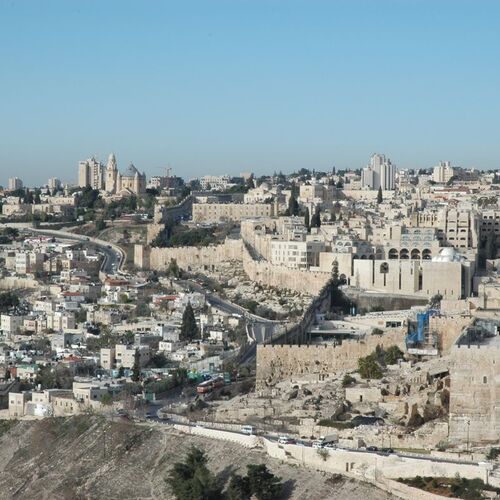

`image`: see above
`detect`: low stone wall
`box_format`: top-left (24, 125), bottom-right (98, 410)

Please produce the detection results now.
top-left (165, 423), bottom-right (491, 498)
top-left (256, 329), bottom-right (405, 389)
top-left (263, 438), bottom-right (490, 484)
top-left (173, 423), bottom-right (260, 448)
top-left (374, 476), bottom-right (459, 500)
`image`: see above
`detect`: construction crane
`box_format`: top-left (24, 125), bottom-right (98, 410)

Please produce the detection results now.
top-left (155, 166), bottom-right (172, 177)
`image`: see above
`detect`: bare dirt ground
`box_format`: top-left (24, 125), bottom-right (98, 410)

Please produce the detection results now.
top-left (0, 417), bottom-right (395, 500)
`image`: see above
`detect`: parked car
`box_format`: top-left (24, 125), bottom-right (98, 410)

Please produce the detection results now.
top-left (379, 447), bottom-right (394, 454)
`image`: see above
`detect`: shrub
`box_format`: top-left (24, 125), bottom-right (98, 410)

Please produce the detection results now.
top-left (342, 374), bottom-right (356, 387)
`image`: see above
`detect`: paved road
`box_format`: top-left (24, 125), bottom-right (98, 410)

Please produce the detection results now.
top-left (24, 228), bottom-right (124, 275)
top-left (178, 278), bottom-right (286, 345)
top-left (143, 416), bottom-right (485, 467)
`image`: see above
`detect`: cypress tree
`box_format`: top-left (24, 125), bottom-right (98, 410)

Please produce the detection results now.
top-left (131, 349), bottom-right (141, 382)
top-left (377, 186), bottom-right (383, 204)
top-left (180, 302), bottom-right (198, 341)
top-left (304, 207), bottom-right (310, 230)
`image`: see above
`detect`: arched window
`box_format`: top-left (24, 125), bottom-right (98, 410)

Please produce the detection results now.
top-left (388, 248), bottom-right (398, 260)
top-left (400, 248), bottom-right (409, 259)
top-left (411, 249), bottom-right (421, 260)
top-left (422, 249), bottom-right (432, 260)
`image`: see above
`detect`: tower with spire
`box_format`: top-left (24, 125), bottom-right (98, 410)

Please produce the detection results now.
top-left (105, 153), bottom-right (119, 193)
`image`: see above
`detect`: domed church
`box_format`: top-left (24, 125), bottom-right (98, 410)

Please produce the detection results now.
top-left (105, 153), bottom-right (146, 196)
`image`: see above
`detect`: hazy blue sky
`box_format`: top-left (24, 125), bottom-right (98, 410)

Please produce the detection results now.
top-left (1, 0), bottom-right (499, 185)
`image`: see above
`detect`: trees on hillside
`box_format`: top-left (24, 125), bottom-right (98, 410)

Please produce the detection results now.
top-left (0, 292), bottom-right (19, 312)
top-left (166, 446), bottom-right (283, 500)
top-left (167, 446), bottom-right (223, 500)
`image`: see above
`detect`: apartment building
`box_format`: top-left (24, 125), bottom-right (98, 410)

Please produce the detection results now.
top-left (270, 238), bottom-right (326, 269)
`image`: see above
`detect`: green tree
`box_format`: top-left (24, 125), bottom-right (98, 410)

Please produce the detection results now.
top-left (167, 258), bottom-right (181, 278)
top-left (148, 352), bottom-right (168, 368)
top-left (118, 366), bottom-right (125, 377)
top-left (180, 302), bottom-right (199, 341)
top-left (100, 393), bottom-right (113, 406)
top-left (377, 186), bottom-right (383, 204)
top-left (311, 206), bottom-right (321, 228)
top-left (131, 349), bottom-right (141, 382)
top-left (358, 352), bottom-right (383, 379)
top-left (226, 474), bottom-right (251, 500)
top-left (304, 206), bottom-right (310, 230)
top-left (286, 193), bottom-right (299, 216)
top-left (342, 374), bottom-right (356, 387)
top-left (95, 219), bottom-right (107, 231)
top-left (246, 464), bottom-right (283, 500)
top-left (0, 292), bottom-right (19, 312)
top-left (384, 345), bottom-right (404, 365)
top-left (166, 446), bottom-right (223, 500)
top-left (429, 293), bottom-right (443, 309)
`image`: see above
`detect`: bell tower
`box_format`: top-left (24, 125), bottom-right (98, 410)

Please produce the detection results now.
top-left (105, 153), bottom-right (118, 193)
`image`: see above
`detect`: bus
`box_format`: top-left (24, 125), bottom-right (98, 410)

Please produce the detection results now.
top-left (196, 376), bottom-right (225, 394)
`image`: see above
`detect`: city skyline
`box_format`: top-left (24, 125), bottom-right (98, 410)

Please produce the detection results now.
top-left (2, 0), bottom-right (500, 185)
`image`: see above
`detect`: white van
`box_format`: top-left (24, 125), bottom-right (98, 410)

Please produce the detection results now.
top-left (241, 425), bottom-right (256, 435)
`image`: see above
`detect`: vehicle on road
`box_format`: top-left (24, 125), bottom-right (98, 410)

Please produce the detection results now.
top-left (278, 436), bottom-right (295, 445)
top-left (379, 447), bottom-right (394, 454)
top-left (241, 425), bottom-right (256, 435)
top-left (196, 376), bottom-right (225, 395)
top-left (312, 440), bottom-right (325, 449)
top-left (366, 446), bottom-right (378, 451)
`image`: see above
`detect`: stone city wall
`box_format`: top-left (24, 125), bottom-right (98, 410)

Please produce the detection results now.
top-left (256, 329), bottom-right (405, 389)
top-left (145, 238), bottom-right (243, 271)
top-left (138, 236), bottom-right (330, 295)
top-left (430, 314), bottom-right (473, 354)
top-left (241, 241), bottom-right (329, 295)
top-left (0, 277), bottom-right (40, 290)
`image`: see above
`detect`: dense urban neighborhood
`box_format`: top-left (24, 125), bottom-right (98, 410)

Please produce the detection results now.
top-left (0, 156), bottom-right (499, 499)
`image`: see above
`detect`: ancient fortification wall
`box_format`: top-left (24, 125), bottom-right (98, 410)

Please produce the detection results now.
top-left (256, 329), bottom-right (405, 389)
top-left (146, 238), bottom-right (243, 271)
top-left (136, 236), bottom-right (330, 295)
top-left (430, 314), bottom-right (473, 354)
top-left (241, 242), bottom-right (329, 295)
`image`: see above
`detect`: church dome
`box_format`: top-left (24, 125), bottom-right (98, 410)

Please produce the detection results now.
top-left (432, 247), bottom-right (463, 262)
top-left (123, 163), bottom-right (139, 177)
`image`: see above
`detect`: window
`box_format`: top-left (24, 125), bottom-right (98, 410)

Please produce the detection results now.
top-left (483, 376), bottom-right (487, 384)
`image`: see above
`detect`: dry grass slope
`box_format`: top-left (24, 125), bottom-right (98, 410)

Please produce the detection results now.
top-left (0, 417), bottom-right (395, 500)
